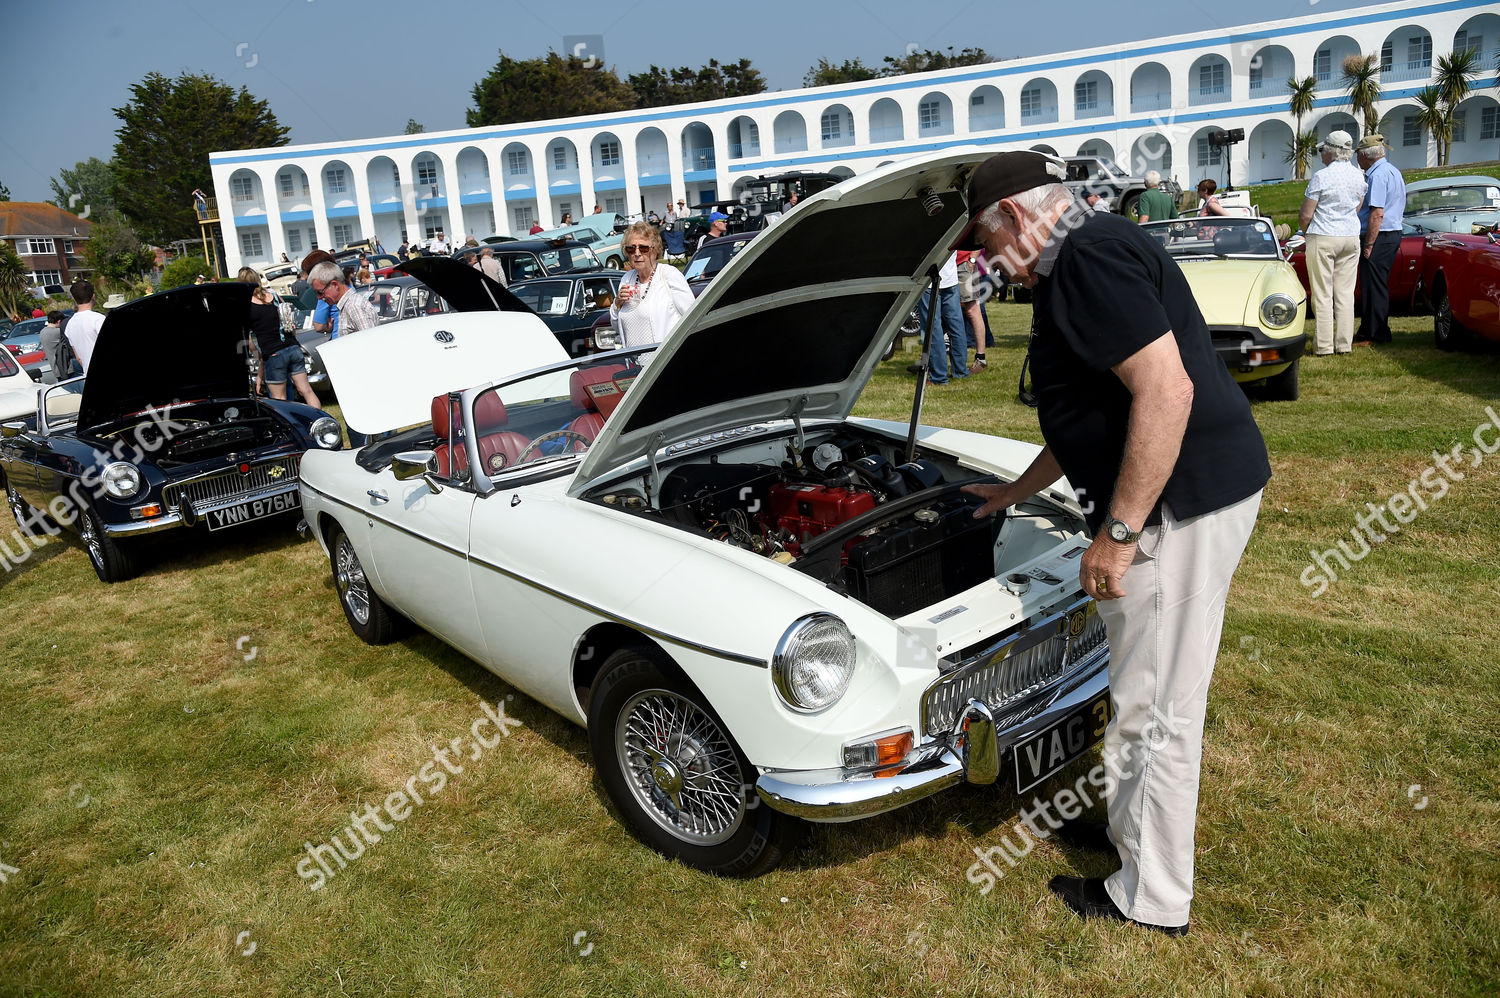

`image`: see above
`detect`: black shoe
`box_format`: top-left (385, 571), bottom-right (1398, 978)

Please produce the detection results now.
top-left (1047, 876), bottom-right (1189, 936)
top-left (1352, 331), bottom-right (1373, 343)
top-left (906, 363), bottom-right (925, 374)
top-left (1052, 818), bottom-right (1115, 855)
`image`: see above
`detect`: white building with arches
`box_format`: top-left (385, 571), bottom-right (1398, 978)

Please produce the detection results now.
top-left (211, 0), bottom-right (1500, 273)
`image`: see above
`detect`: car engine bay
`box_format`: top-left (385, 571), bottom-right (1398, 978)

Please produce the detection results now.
top-left (586, 426), bottom-right (1085, 618)
top-left (92, 400), bottom-right (299, 468)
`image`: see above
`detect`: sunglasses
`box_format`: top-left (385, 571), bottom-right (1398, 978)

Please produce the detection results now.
top-left (625, 244), bottom-right (653, 254)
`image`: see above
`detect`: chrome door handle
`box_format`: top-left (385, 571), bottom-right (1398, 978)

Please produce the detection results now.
top-left (367, 490), bottom-right (389, 503)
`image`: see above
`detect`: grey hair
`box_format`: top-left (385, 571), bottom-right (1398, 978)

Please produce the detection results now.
top-left (1359, 143), bottom-right (1386, 161)
top-left (308, 260), bottom-right (344, 285)
top-left (974, 182), bottom-right (1072, 235)
top-left (1144, 170), bottom-right (1161, 187)
top-left (1327, 146), bottom-right (1354, 163)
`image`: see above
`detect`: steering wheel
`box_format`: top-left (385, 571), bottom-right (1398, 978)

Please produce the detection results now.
top-left (515, 429), bottom-right (591, 465)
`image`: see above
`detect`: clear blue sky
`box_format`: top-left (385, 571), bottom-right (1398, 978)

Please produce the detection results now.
top-left (1, 0), bottom-right (1374, 203)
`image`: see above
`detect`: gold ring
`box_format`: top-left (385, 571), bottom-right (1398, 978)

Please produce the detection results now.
top-left (1098, 579), bottom-right (1108, 591)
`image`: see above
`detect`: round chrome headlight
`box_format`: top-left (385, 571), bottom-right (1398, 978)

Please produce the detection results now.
top-left (310, 416), bottom-right (342, 449)
top-left (101, 462), bottom-right (142, 499)
top-left (1260, 293), bottom-right (1298, 329)
top-left (772, 613), bottom-right (856, 713)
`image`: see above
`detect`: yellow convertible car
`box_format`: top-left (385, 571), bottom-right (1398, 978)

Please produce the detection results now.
top-left (1142, 217), bottom-right (1307, 401)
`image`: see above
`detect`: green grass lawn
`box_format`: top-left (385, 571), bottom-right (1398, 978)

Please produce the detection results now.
top-left (1, 301), bottom-right (1497, 997)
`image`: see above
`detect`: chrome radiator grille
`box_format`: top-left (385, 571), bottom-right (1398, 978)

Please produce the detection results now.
top-left (922, 600), bottom-right (1108, 737)
top-left (165, 455), bottom-right (301, 511)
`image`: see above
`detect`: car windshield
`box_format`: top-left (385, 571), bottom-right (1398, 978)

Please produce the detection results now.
top-left (1406, 183), bottom-right (1500, 215)
top-left (539, 245), bottom-right (602, 273)
top-left (462, 349), bottom-right (654, 477)
top-left (684, 240), bottom-right (750, 281)
top-left (1145, 218), bottom-right (1280, 259)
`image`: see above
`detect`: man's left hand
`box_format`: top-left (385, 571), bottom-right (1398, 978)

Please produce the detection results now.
top-left (1080, 534), bottom-right (1135, 600)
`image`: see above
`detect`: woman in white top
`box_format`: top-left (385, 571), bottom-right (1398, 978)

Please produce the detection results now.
top-left (610, 222), bottom-right (695, 348)
top-left (1297, 130), bottom-right (1368, 355)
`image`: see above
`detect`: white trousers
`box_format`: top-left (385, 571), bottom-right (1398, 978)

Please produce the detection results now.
top-left (1095, 490), bottom-right (1262, 925)
top-left (1306, 233), bottom-right (1360, 354)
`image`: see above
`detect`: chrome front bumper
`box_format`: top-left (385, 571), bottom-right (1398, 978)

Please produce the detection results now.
top-left (755, 664), bottom-right (1109, 822)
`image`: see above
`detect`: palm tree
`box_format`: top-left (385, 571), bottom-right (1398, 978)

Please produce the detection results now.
top-left (1412, 87), bottom-right (1448, 165)
top-left (1340, 54), bottom-right (1382, 135)
top-left (1286, 77), bottom-right (1319, 179)
top-left (1433, 48), bottom-right (1482, 164)
top-left (1283, 130), bottom-right (1320, 181)
top-left (0, 241), bottom-right (31, 320)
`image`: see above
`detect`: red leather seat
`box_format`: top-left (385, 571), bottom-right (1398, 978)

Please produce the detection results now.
top-left (431, 394), bottom-right (465, 478)
top-left (567, 364), bottom-right (627, 443)
top-left (472, 393), bottom-right (532, 475)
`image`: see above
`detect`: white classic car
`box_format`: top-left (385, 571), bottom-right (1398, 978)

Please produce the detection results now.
top-left (300, 150), bottom-right (1111, 877)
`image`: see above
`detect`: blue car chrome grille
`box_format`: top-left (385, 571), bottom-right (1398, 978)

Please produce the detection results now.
top-left (163, 455), bottom-right (301, 511)
top-left (921, 599), bottom-right (1108, 737)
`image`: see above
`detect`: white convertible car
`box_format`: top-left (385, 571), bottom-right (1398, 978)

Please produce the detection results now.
top-left (301, 149), bottom-right (1111, 877)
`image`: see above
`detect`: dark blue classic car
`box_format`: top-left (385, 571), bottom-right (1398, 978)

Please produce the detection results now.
top-left (507, 271), bottom-right (624, 356)
top-left (0, 284), bottom-right (343, 582)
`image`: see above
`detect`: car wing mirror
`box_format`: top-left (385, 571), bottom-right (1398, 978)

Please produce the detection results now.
top-left (392, 449), bottom-right (443, 494)
top-left (1, 421), bottom-right (23, 438)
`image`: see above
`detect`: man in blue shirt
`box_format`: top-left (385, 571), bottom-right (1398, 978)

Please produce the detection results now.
top-left (1354, 134), bottom-right (1406, 345)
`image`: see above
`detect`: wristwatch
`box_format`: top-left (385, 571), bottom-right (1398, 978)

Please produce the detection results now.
top-left (1103, 516), bottom-right (1140, 544)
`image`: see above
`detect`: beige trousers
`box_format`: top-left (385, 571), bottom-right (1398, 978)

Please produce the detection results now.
top-left (1096, 490), bottom-right (1262, 926)
top-left (1306, 233), bottom-right (1360, 354)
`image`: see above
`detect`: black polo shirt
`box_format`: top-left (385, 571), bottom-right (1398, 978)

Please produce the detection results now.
top-left (1030, 210), bottom-right (1269, 533)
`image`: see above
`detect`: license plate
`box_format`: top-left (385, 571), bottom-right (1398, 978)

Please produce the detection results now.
top-left (1011, 690), bottom-right (1111, 793)
top-left (206, 491), bottom-right (299, 531)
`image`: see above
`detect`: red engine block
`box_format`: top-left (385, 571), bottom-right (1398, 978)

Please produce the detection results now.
top-left (767, 481), bottom-right (875, 550)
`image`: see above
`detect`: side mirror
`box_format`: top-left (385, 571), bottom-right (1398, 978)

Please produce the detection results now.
top-left (1, 421), bottom-right (23, 438)
top-left (392, 449), bottom-right (443, 494)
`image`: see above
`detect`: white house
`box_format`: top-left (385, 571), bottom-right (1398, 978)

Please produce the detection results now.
top-left (211, 0), bottom-right (1500, 273)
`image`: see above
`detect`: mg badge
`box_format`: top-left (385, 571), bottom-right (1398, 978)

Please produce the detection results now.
top-left (266, 465), bottom-right (285, 479)
top-left (434, 330), bottom-right (455, 344)
top-left (1068, 609), bottom-right (1087, 637)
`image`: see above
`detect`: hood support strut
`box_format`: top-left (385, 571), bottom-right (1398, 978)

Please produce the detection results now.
top-left (904, 266), bottom-right (940, 464)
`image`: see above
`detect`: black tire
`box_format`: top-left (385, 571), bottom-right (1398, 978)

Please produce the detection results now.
top-left (588, 646), bottom-right (802, 877)
top-left (881, 332), bottom-right (900, 361)
top-left (1261, 359), bottom-right (1300, 401)
top-left (1433, 286), bottom-right (1470, 352)
top-left (79, 504), bottom-right (138, 583)
top-left (5, 477), bottom-right (38, 537)
top-left (1120, 192), bottom-right (1141, 221)
top-left (329, 525), bottom-right (398, 644)
top-left (606, 256), bottom-right (624, 269)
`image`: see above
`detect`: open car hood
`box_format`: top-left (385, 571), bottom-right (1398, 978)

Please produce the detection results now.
top-left (78, 283), bottom-right (254, 429)
top-left (570, 148), bottom-right (988, 493)
top-left (317, 311), bottom-right (569, 436)
top-left (396, 256), bottom-right (531, 314)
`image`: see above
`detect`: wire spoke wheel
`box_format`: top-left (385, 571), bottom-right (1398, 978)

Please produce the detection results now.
top-left (335, 533), bottom-right (370, 625)
top-left (616, 688), bottom-right (747, 845)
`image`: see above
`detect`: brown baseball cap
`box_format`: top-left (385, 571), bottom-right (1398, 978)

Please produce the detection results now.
top-left (1356, 133), bottom-right (1387, 151)
top-left (950, 150), bottom-right (1069, 250)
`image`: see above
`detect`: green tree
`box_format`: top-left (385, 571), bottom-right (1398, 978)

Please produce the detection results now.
top-left (1411, 87), bottom-right (1447, 164)
top-left (81, 208), bottom-right (156, 286)
top-left (1286, 76), bottom-right (1319, 180)
top-left (628, 59), bottom-right (767, 107)
top-left (881, 46), bottom-right (992, 76)
top-left (112, 72), bottom-right (289, 245)
top-left (1339, 53), bottom-right (1382, 135)
top-left (804, 58), bottom-right (880, 88)
top-left (48, 157), bottom-right (118, 216)
top-left (1284, 130), bottom-right (1319, 184)
top-left (0, 180), bottom-right (9, 201)
top-left (1433, 48), bottom-right (1482, 165)
top-left (0, 240), bottom-right (31, 318)
top-left (404, 118), bottom-right (425, 134)
top-left (161, 253), bottom-right (210, 290)
top-left (466, 52), bottom-right (636, 126)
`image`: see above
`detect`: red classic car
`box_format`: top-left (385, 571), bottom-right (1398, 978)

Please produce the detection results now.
top-left (1284, 232), bottom-right (1426, 315)
top-left (1422, 227), bottom-right (1500, 349)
